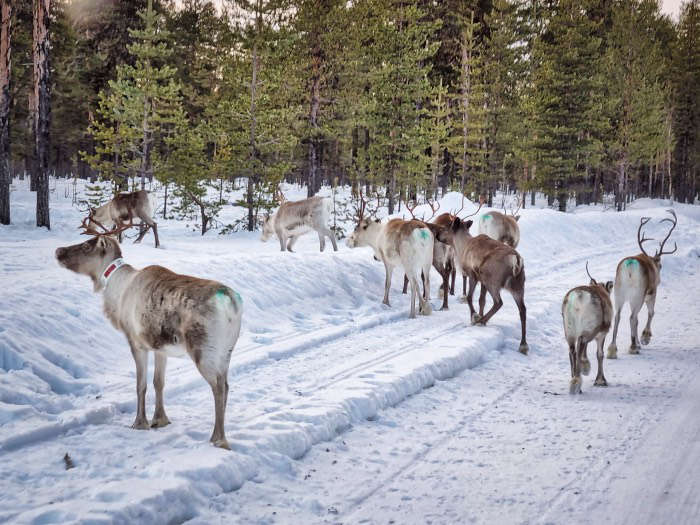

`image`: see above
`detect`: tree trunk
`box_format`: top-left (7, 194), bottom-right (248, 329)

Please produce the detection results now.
top-left (307, 42), bottom-right (321, 198)
top-left (0, 0), bottom-right (11, 225)
top-left (34, 0), bottom-right (50, 229)
top-left (247, 39), bottom-right (259, 232)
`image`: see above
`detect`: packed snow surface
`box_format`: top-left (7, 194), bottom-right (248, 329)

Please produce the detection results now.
top-left (1, 179), bottom-right (699, 524)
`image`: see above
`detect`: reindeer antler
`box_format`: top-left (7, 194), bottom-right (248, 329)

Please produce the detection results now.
top-left (355, 189), bottom-right (367, 223)
top-left (510, 197), bottom-right (522, 217)
top-left (276, 185), bottom-right (287, 204)
top-left (424, 199), bottom-right (440, 222)
top-left (656, 209), bottom-right (678, 256)
top-left (464, 198), bottom-right (484, 218)
top-left (79, 209), bottom-right (135, 238)
top-left (406, 200), bottom-right (419, 220)
top-left (636, 217), bottom-right (655, 257)
top-left (585, 261), bottom-right (597, 285)
top-left (450, 193), bottom-right (466, 218)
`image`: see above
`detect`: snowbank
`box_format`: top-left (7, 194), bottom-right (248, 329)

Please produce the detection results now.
top-left (0, 178), bottom-right (698, 523)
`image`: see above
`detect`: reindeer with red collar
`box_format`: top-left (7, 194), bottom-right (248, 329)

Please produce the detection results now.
top-left (56, 228), bottom-right (241, 449)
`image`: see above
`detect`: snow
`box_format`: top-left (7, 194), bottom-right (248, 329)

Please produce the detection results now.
top-left (1, 177), bottom-right (699, 524)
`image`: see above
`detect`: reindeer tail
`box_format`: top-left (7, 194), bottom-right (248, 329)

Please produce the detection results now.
top-left (510, 253), bottom-right (523, 277)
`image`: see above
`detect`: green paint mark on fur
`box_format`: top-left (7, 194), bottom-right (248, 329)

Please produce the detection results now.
top-left (420, 229), bottom-right (429, 240)
top-left (624, 258), bottom-right (639, 268)
top-left (234, 291), bottom-right (242, 303)
top-left (483, 213), bottom-right (492, 220)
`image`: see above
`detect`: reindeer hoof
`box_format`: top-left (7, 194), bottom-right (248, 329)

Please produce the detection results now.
top-left (629, 345), bottom-right (640, 355)
top-left (581, 360), bottom-right (591, 376)
top-left (212, 438), bottom-right (231, 450)
top-left (459, 295), bottom-right (469, 304)
top-left (471, 313), bottom-right (482, 324)
top-left (151, 416), bottom-right (171, 428)
top-left (420, 303), bottom-right (432, 316)
top-left (131, 418), bottom-right (150, 430)
top-left (594, 377), bottom-right (608, 387)
top-left (606, 344), bottom-right (618, 359)
top-left (641, 331), bottom-right (651, 346)
top-left (569, 378), bottom-right (582, 395)
top-left (518, 343), bottom-right (529, 355)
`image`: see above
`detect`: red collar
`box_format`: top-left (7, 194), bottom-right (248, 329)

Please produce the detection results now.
top-left (101, 258), bottom-right (126, 286)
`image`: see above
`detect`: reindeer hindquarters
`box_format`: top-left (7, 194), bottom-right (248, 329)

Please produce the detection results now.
top-left (151, 352), bottom-right (171, 428)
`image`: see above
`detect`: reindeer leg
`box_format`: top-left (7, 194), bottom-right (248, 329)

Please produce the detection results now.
top-left (151, 352), bottom-right (171, 428)
top-left (420, 265), bottom-right (432, 316)
top-left (641, 292), bottom-right (655, 345)
top-left (317, 231), bottom-right (326, 252)
top-left (594, 332), bottom-right (608, 386)
top-left (383, 264), bottom-right (393, 307)
top-left (477, 286), bottom-right (503, 326)
top-left (137, 212), bottom-right (159, 248)
top-left (322, 227), bottom-right (338, 252)
top-left (607, 306), bottom-right (622, 359)
top-left (570, 337), bottom-right (583, 394)
top-left (278, 231), bottom-right (288, 252)
top-left (287, 235), bottom-right (299, 252)
top-left (134, 224), bottom-right (149, 243)
top-left (440, 268), bottom-right (449, 310)
top-left (461, 273), bottom-right (468, 301)
top-left (129, 344), bottom-right (150, 429)
top-left (512, 289), bottom-right (528, 355)
top-left (578, 341), bottom-right (591, 376)
top-left (476, 284), bottom-right (487, 323)
top-left (402, 274), bottom-right (409, 294)
top-left (629, 296), bottom-right (643, 354)
top-left (466, 276), bottom-right (478, 323)
top-left (449, 263), bottom-right (456, 295)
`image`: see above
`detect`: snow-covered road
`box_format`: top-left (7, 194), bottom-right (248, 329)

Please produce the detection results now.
top-left (1, 181), bottom-right (698, 524)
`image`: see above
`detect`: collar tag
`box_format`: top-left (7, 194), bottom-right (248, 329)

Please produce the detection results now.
top-left (102, 258), bottom-right (126, 286)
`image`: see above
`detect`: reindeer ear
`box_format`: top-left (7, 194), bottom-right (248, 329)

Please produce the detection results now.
top-left (464, 219), bottom-right (473, 230)
top-left (605, 281), bottom-right (613, 293)
top-left (451, 217), bottom-right (462, 231)
top-left (375, 218), bottom-right (381, 223)
top-left (514, 215), bottom-right (521, 222)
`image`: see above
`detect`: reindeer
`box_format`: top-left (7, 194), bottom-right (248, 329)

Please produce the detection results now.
top-left (347, 196), bottom-right (433, 318)
top-left (55, 234), bottom-right (242, 449)
top-left (562, 263), bottom-right (614, 394)
top-left (436, 217), bottom-right (528, 354)
top-left (607, 210), bottom-right (678, 358)
top-left (400, 199), bottom-right (455, 310)
top-left (477, 200), bottom-right (521, 248)
top-left (82, 190), bottom-right (160, 248)
top-left (261, 195), bottom-right (338, 252)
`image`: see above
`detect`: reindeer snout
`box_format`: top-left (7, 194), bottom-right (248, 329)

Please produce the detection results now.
top-left (55, 247), bottom-right (66, 259)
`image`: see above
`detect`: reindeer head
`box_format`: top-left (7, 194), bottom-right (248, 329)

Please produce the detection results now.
top-left (586, 261), bottom-right (613, 294)
top-left (260, 213), bottom-right (275, 242)
top-left (56, 236), bottom-right (122, 291)
top-left (436, 217), bottom-right (473, 246)
top-left (636, 210), bottom-right (678, 270)
top-left (347, 217), bottom-right (382, 248)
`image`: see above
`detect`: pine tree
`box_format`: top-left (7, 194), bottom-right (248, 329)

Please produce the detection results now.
top-left (84, 0), bottom-right (183, 191)
top-left (530, 0), bottom-right (605, 211)
top-left (216, 0), bottom-right (299, 231)
top-left (605, 0), bottom-right (668, 209)
top-left (447, 7), bottom-right (488, 199)
top-left (672, 0), bottom-right (700, 202)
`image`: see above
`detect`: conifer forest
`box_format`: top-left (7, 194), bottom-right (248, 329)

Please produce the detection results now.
top-left (0, 0), bottom-right (698, 230)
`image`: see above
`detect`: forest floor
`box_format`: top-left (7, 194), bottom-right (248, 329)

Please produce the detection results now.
top-left (1, 179), bottom-right (699, 524)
